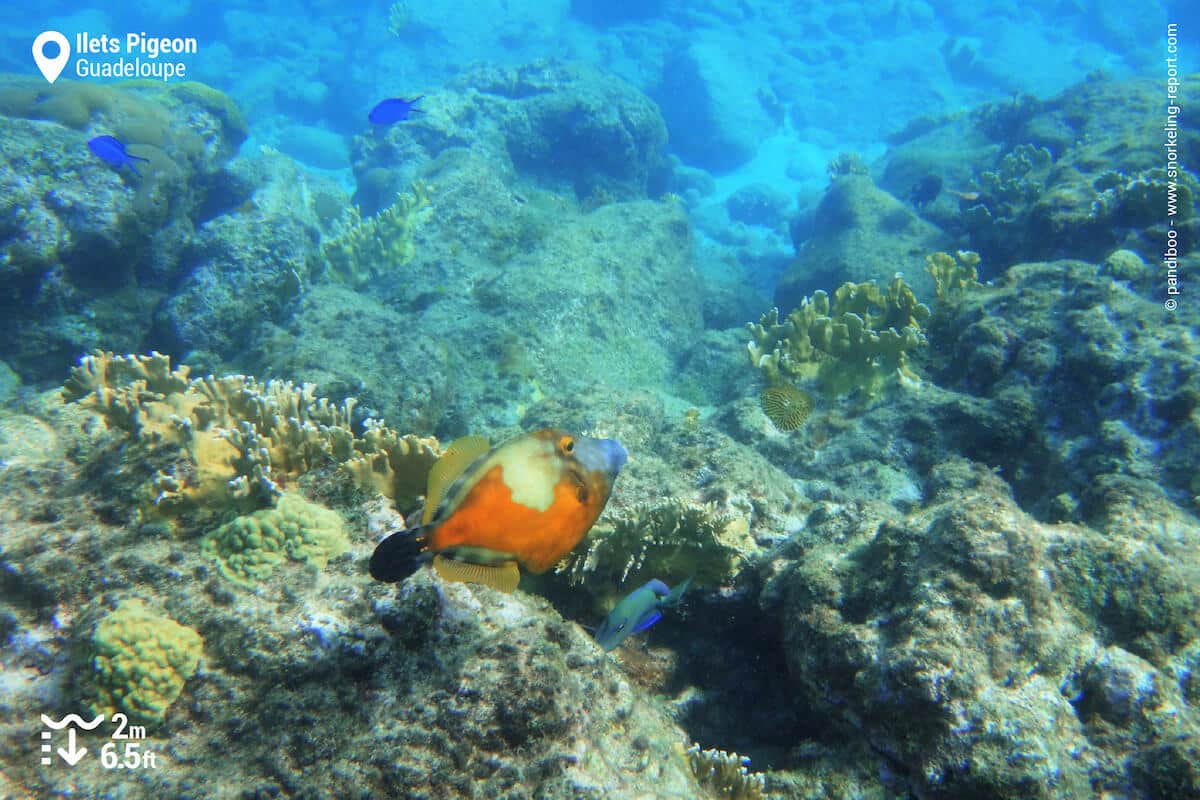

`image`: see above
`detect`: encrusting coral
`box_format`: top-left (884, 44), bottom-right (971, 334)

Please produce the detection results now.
top-left (89, 600), bottom-right (204, 723)
top-left (62, 351), bottom-right (439, 522)
top-left (316, 181), bottom-right (432, 286)
top-left (747, 276), bottom-right (930, 398)
top-left (201, 493), bottom-right (350, 587)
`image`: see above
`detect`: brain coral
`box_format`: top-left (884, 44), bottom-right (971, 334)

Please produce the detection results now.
top-left (90, 600), bottom-right (204, 723)
top-left (200, 493), bottom-right (349, 587)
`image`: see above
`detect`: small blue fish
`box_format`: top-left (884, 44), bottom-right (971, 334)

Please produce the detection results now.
top-left (594, 577), bottom-right (692, 651)
top-left (368, 95), bottom-right (424, 125)
top-left (87, 135), bottom-right (150, 176)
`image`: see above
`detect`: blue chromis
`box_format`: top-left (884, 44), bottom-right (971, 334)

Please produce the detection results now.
top-left (87, 135), bottom-right (150, 176)
top-left (368, 95), bottom-right (425, 124)
top-left (369, 429), bottom-right (627, 593)
top-left (594, 577), bottom-right (692, 651)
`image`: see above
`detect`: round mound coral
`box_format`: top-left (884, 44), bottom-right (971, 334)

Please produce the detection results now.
top-left (760, 384), bottom-right (814, 432)
top-left (90, 600), bottom-right (204, 723)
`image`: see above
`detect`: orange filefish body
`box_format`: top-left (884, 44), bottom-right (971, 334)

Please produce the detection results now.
top-left (369, 429), bottom-right (627, 592)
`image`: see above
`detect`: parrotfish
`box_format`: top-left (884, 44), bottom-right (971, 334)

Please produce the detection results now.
top-left (368, 95), bottom-right (425, 124)
top-left (369, 429), bottom-right (627, 593)
top-left (594, 577), bottom-right (692, 651)
top-left (87, 135), bottom-right (150, 176)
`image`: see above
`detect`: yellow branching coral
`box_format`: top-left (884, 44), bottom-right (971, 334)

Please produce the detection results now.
top-left (926, 250), bottom-right (982, 302)
top-left (686, 743), bottom-right (767, 800)
top-left (747, 277), bottom-right (930, 398)
top-left (90, 600), bottom-right (203, 723)
top-left (201, 493), bottom-right (349, 587)
top-left (63, 351), bottom-right (440, 522)
top-left (318, 181), bottom-right (432, 286)
top-left (564, 499), bottom-right (747, 588)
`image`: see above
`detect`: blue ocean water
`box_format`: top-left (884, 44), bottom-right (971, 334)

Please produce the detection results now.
top-left (1, 0), bottom-right (1198, 798)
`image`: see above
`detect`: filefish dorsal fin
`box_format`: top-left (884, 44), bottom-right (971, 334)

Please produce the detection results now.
top-left (432, 554), bottom-right (520, 593)
top-left (424, 435), bottom-right (491, 524)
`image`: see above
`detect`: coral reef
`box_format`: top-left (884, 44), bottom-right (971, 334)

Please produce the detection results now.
top-left (62, 351), bottom-right (439, 523)
top-left (88, 600), bottom-right (204, 723)
top-left (0, 77), bottom-right (248, 380)
top-left (200, 493), bottom-right (349, 587)
top-left (879, 74), bottom-right (1200, 271)
top-left (747, 276), bottom-right (931, 398)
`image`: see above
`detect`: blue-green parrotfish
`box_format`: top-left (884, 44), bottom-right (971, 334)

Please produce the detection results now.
top-left (594, 577), bottom-right (692, 651)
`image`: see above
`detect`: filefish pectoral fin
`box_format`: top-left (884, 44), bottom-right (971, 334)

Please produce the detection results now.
top-left (632, 611), bottom-right (663, 633)
top-left (423, 435), bottom-right (491, 525)
top-left (432, 554), bottom-right (520, 593)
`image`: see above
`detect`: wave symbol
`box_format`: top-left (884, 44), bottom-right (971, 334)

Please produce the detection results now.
top-left (40, 713), bottom-right (105, 730)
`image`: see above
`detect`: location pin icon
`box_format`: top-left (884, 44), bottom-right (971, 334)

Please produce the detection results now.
top-left (32, 31), bottom-right (70, 84)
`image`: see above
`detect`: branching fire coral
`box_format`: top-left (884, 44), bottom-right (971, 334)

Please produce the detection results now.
top-left (63, 351), bottom-right (439, 522)
top-left (317, 181), bottom-right (432, 286)
top-left (926, 250), bottom-right (982, 302)
top-left (747, 277), bottom-right (930, 398)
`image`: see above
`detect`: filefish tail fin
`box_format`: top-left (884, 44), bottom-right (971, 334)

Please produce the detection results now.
top-left (369, 528), bottom-right (428, 582)
top-left (432, 554), bottom-right (520, 593)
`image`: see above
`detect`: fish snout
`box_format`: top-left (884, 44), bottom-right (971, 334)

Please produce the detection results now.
top-left (576, 437), bottom-right (628, 477)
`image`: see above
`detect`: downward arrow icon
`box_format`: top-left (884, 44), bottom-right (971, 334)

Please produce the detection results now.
top-left (58, 728), bottom-right (87, 765)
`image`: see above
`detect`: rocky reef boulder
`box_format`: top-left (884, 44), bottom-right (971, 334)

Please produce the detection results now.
top-left (0, 77), bottom-right (247, 380)
top-left (350, 60), bottom-right (668, 213)
top-left (653, 30), bottom-right (779, 172)
top-left (775, 173), bottom-right (950, 310)
top-left (760, 459), bottom-right (1200, 799)
top-left (266, 149), bottom-right (704, 435)
top-left (877, 74), bottom-right (1200, 271)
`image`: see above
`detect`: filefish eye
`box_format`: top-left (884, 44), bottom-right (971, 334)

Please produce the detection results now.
top-left (559, 436), bottom-right (575, 454)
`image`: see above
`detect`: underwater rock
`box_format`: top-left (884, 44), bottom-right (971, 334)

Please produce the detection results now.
top-left (654, 32), bottom-right (778, 172)
top-left (877, 73), bottom-right (1200, 270)
top-left (155, 150), bottom-right (335, 364)
top-left (760, 459), bottom-right (1200, 798)
top-left (925, 259), bottom-right (1200, 516)
top-left (725, 182), bottom-right (792, 230)
top-left (276, 149), bottom-right (703, 435)
top-left (0, 77), bottom-right (247, 382)
top-left (775, 174), bottom-right (948, 309)
top-left (351, 59), bottom-right (668, 213)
